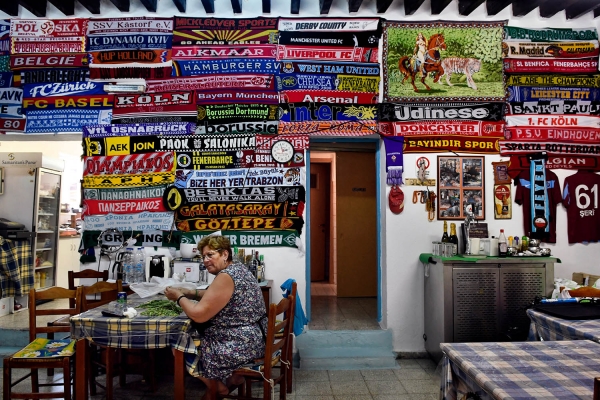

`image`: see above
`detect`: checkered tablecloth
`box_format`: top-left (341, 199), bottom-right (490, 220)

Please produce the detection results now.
top-left (69, 295), bottom-right (198, 356)
top-left (527, 308), bottom-right (600, 342)
top-left (440, 340), bottom-right (600, 400)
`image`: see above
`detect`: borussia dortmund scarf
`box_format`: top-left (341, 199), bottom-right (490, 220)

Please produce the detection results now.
top-left (530, 157), bottom-right (550, 240)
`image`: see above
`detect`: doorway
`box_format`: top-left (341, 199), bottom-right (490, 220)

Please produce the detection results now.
top-left (308, 141), bottom-right (380, 330)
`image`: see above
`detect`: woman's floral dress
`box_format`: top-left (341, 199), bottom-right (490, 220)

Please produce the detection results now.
top-left (187, 262), bottom-right (267, 383)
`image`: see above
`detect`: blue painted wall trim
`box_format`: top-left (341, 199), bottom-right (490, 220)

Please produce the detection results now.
top-left (305, 148), bottom-right (312, 321)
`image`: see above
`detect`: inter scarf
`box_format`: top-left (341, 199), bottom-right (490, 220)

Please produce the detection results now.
top-left (507, 74), bottom-right (600, 88)
top-left (504, 26), bottom-right (598, 42)
top-left (507, 100), bottom-right (600, 115)
top-left (180, 186), bottom-right (306, 204)
top-left (507, 86), bottom-right (600, 102)
top-left (196, 90), bottom-right (279, 105)
top-left (505, 127), bottom-right (600, 143)
top-left (379, 102), bottom-right (505, 122)
top-left (529, 158), bottom-right (550, 239)
top-left (280, 103), bottom-right (377, 122)
top-left (503, 58), bottom-right (599, 74)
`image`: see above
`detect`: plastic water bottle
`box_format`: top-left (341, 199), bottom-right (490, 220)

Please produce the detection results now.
top-left (134, 247), bottom-right (145, 283)
top-left (123, 247), bottom-right (134, 284)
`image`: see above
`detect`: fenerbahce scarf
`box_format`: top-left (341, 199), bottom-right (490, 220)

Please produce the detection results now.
top-left (530, 158), bottom-right (550, 240)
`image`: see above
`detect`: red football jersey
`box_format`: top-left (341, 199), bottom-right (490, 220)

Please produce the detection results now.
top-left (515, 169), bottom-right (562, 243)
top-left (562, 170), bottom-right (600, 244)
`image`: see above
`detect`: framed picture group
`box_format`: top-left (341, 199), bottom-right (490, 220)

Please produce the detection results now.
top-left (437, 156), bottom-right (485, 220)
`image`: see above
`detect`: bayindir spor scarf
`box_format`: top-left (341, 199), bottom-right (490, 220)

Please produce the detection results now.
top-left (530, 157), bottom-right (550, 240)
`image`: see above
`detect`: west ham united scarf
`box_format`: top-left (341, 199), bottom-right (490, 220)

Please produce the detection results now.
top-left (280, 61), bottom-right (380, 76)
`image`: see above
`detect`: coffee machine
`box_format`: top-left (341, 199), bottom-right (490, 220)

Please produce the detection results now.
top-left (145, 254), bottom-right (171, 281)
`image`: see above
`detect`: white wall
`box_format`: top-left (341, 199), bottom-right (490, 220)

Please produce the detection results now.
top-left (2, 0), bottom-right (600, 353)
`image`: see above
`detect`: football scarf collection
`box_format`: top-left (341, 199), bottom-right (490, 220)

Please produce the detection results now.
top-left (502, 26), bottom-right (600, 172)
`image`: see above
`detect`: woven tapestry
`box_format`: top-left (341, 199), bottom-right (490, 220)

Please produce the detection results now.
top-left (382, 20), bottom-right (506, 102)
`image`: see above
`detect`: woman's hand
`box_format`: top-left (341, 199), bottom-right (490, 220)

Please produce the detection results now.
top-left (164, 286), bottom-right (184, 302)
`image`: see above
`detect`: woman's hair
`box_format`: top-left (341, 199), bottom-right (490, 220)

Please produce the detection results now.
top-left (197, 235), bottom-right (233, 261)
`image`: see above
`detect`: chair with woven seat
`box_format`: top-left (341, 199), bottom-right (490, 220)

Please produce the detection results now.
top-left (83, 279), bottom-right (156, 399)
top-left (212, 293), bottom-right (295, 400)
top-left (3, 286), bottom-right (83, 400)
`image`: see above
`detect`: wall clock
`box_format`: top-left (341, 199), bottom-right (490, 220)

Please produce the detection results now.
top-left (271, 140), bottom-right (294, 163)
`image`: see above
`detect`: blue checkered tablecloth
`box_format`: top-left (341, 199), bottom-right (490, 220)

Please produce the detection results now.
top-left (527, 308), bottom-right (600, 342)
top-left (70, 295), bottom-right (198, 356)
top-left (440, 340), bottom-right (600, 400)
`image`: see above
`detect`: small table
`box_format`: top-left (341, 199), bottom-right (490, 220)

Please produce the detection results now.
top-left (440, 340), bottom-right (600, 400)
top-left (527, 308), bottom-right (600, 342)
top-left (71, 295), bottom-right (198, 400)
top-left (260, 279), bottom-right (273, 311)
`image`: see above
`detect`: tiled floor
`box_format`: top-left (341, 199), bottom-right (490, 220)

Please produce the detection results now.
top-left (2, 358), bottom-right (442, 399)
top-left (0, 284), bottom-right (441, 399)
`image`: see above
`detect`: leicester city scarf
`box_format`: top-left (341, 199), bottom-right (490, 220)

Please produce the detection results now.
top-left (530, 158), bottom-right (550, 239)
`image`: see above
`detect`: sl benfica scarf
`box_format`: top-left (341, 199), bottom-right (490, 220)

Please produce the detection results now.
top-left (382, 136), bottom-right (404, 185)
top-left (503, 58), bottom-right (599, 74)
top-left (530, 158), bottom-right (550, 240)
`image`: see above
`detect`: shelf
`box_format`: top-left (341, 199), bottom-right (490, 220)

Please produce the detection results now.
top-left (35, 265), bottom-right (54, 270)
top-left (40, 196), bottom-right (56, 199)
top-left (35, 248), bottom-right (52, 252)
top-left (37, 230), bottom-right (54, 234)
top-left (38, 213), bottom-right (54, 216)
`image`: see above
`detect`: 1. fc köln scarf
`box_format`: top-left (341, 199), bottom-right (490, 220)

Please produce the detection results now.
top-left (530, 158), bottom-right (550, 239)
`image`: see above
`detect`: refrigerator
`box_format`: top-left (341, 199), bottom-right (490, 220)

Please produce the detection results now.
top-left (0, 152), bottom-right (64, 312)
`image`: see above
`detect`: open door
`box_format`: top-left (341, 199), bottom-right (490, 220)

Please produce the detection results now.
top-left (310, 162), bottom-right (331, 282)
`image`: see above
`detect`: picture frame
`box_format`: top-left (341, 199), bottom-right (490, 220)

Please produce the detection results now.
top-left (438, 156), bottom-right (485, 220)
top-left (492, 161), bottom-right (511, 184)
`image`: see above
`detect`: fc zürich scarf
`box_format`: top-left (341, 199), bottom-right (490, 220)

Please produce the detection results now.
top-left (530, 158), bottom-right (551, 240)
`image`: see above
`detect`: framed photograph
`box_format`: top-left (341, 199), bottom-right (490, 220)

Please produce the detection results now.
top-left (438, 156), bottom-right (485, 220)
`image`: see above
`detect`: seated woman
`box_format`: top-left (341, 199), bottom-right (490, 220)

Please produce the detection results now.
top-left (165, 235), bottom-right (267, 397)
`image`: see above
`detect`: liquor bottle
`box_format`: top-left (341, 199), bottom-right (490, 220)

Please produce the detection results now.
top-left (498, 229), bottom-right (508, 257)
top-left (449, 223), bottom-right (459, 256)
top-left (247, 250), bottom-right (258, 280)
top-left (501, 194), bottom-right (510, 215)
top-left (257, 255), bottom-right (265, 282)
top-left (441, 221), bottom-right (449, 243)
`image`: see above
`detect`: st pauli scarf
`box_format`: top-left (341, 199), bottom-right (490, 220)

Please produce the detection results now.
top-left (503, 58), bottom-right (599, 74)
top-left (86, 17), bottom-right (173, 80)
top-left (507, 86), bottom-right (600, 102)
top-left (507, 100), bottom-right (600, 115)
top-left (529, 157), bottom-right (551, 241)
top-left (382, 136), bottom-right (404, 185)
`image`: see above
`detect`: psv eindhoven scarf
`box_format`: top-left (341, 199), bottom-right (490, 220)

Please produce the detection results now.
top-left (530, 158), bottom-right (550, 240)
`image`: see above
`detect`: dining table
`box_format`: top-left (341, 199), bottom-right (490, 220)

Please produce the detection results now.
top-left (527, 308), bottom-right (600, 342)
top-left (70, 294), bottom-right (198, 400)
top-left (440, 340), bottom-right (600, 400)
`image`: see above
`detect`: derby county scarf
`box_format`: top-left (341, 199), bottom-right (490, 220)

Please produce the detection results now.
top-left (530, 158), bottom-right (550, 240)
top-left (278, 18), bottom-right (381, 33)
top-left (382, 136), bottom-right (404, 185)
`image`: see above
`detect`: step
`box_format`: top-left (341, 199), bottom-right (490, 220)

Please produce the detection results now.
top-left (296, 330), bottom-right (398, 370)
top-left (0, 327), bottom-right (29, 349)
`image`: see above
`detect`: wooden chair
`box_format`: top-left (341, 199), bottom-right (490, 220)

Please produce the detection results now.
top-left (3, 286), bottom-right (83, 400)
top-left (68, 269), bottom-right (109, 308)
top-left (594, 377), bottom-right (600, 400)
top-left (214, 293), bottom-right (295, 400)
top-left (567, 287), bottom-right (600, 298)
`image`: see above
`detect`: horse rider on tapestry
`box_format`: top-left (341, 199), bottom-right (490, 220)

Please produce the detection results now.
top-left (413, 32), bottom-right (427, 78)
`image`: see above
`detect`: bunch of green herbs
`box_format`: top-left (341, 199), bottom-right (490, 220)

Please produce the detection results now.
top-left (137, 299), bottom-right (183, 317)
